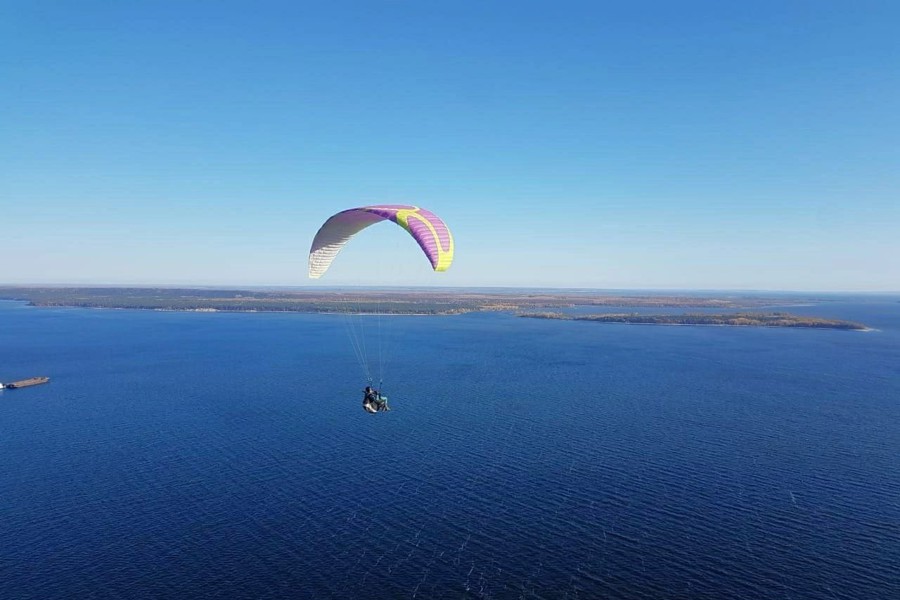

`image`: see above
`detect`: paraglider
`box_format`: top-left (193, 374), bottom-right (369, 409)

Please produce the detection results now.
top-left (362, 386), bottom-right (390, 413)
top-left (309, 205), bottom-right (454, 413)
top-left (308, 205), bottom-right (454, 279)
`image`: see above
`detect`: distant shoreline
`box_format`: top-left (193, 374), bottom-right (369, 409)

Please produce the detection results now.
top-left (519, 312), bottom-right (867, 331)
top-left (0, 286), bottom-right (869, 329)
top-left (0, 285), bottom-right (792, 313)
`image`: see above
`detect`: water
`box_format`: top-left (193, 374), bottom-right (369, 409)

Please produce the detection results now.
top-left (1, 298), bottom-right (898, 599)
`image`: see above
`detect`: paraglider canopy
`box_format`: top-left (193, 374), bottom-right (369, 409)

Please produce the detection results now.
top-left (308, 205), bottom-right (454, 279)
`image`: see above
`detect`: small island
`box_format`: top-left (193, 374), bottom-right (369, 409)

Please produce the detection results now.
top-left (519, 312), bottom-right (867, 330)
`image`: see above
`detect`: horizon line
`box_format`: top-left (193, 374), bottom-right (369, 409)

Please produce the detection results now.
top-left (0, 282), bottom-right (898, 295)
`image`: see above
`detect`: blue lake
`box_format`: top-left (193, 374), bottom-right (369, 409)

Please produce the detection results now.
top-left (1, 298), bottom-right (898, 599)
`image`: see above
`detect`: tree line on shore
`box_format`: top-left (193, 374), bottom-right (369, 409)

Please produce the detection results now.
top-left (520, 312), bottom-right (866, 330)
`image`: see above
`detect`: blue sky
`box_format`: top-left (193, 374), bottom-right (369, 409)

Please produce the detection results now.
top-left (2, 1), bottom-right (898, 290)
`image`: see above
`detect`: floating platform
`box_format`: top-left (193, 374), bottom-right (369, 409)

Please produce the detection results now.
top-left (2, 377), bottom-right (50, 389)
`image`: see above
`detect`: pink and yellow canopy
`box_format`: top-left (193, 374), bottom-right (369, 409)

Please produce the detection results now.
top-left (308, 205), bottom-right (454, 279)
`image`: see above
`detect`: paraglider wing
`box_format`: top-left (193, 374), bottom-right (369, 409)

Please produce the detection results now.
top-left (308, 205), bottom-right (454, 279)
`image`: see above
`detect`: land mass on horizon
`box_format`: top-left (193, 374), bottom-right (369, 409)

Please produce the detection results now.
top-left (0, 286), bottom-right (866, 330)
top-left (520, 312), bottom-right (867, 330)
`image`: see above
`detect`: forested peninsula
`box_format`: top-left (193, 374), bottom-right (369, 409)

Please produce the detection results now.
top-left (0, 286), bottom-right (772, 314)
top-left (520, 312), bottom-right (867, 330)
top-left (0, 287), bottom-right (867, 329)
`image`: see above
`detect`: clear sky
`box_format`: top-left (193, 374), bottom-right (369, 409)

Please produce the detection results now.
top-left (2, 1), bottom-right (898, 290)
